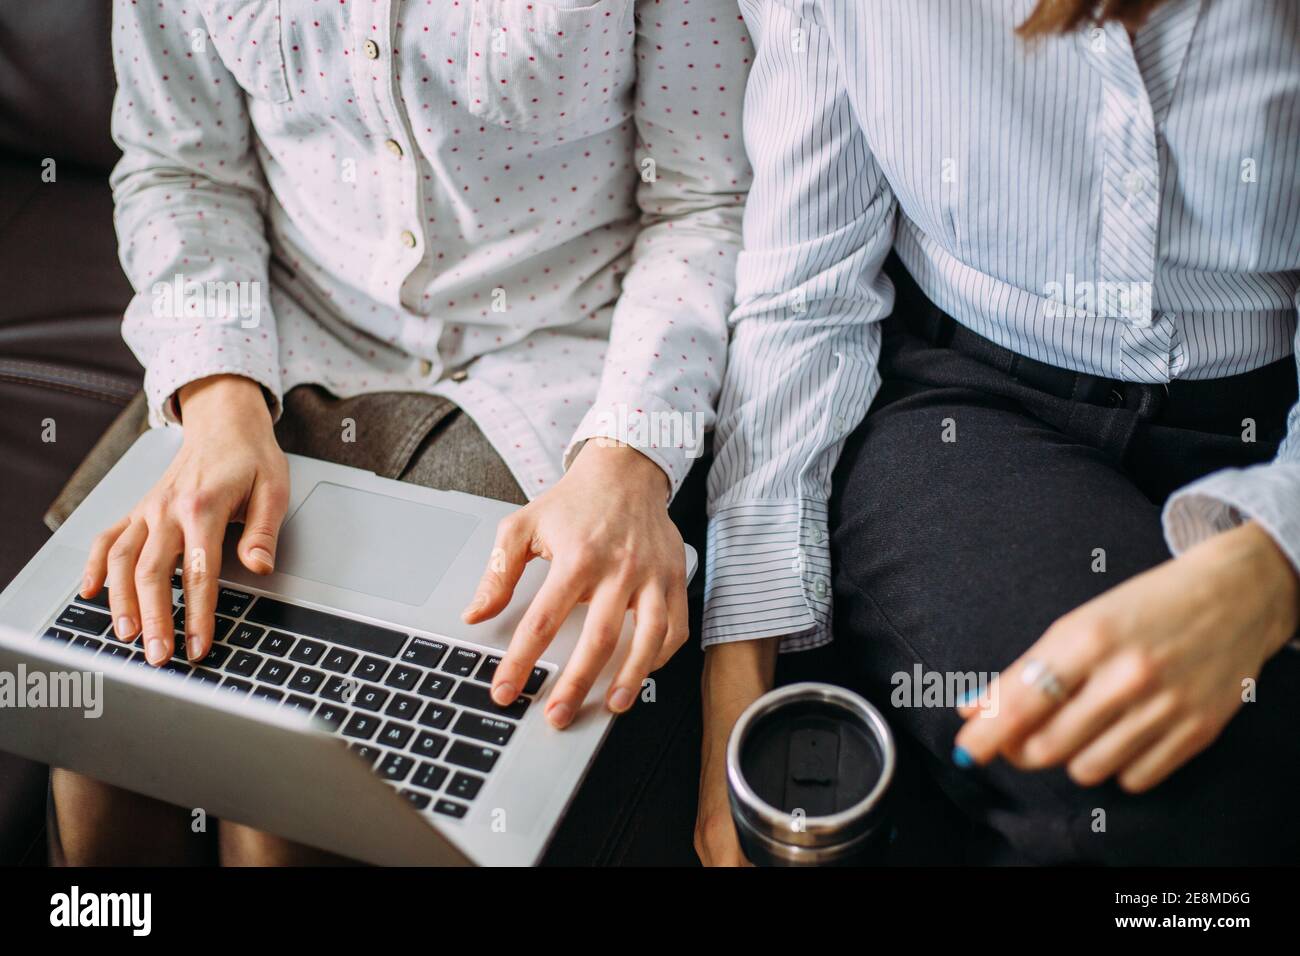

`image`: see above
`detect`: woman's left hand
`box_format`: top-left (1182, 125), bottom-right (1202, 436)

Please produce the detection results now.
top-left (954, 521), bottom-right (1300, 792)
top-left (462, 441), bottom-right (688, 729)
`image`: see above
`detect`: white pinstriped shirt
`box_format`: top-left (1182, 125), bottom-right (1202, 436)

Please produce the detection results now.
top-left (704, 0), bottom-right (1300, 650)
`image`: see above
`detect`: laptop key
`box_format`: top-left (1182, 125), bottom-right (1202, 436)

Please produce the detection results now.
top-left (288, 638), bottom-right (326, 665)
top-left (400, 789), bottom-right (431, 810)
top-left (259, 631), bottom-right (295, 657)
top-left (447, 772), bottom-right (484, 801)
top-left (161, 659), bottom-right (192, 678)
top-left (378, 721), bottom-right (414, 749)
top-left (349, 743), bottom-right (382, 766)
top-left (189, 668), bottom-right (221, 686)
top-left (74, 588), bottom-right (111, 611)
top-left (42, 626), bottom-right (74, 642)
top-left (451, 681), bottom-right (529, 720)
top-left (412, 731), bottom-right (449, 759)
top-left (417, 672), bottom-right (454, 700)
top-left (384, 693), bottom-right (421, 721)
top-left (288, 668), bottom-right (326, 695)
top-left (284, 694), bottom-right (315, 714)
top-left (215, 588), bottom-right (254, 618)
top-left (379, 753), bottom-right (414, 782)
top-left (313, 703), bottom-right (348, 731)
top-left (342, 713), bottom-right (380, 740)
top-left (417, 702), bottom-right (456, 731)
top-left (441, 647), bottom-right (481, 678)
top-left (321, 648), bottom-right (359, 674)
top-left (411, 762), bottom-right (449, 792)
top-left (453, 712), bottom-right (516, 748)
top-left (445, 741), bottom-right (499, 774)
top-left (400, 637), bottom-right (448, 669)
top-left (433, 799), bottom-right (468, 819)
top-left (353, 655), bottom-right (390, 682)
top-left (252, 686), bottom-right (285, 704)
top-left (56, 605), bottom-right (111, 635)
top-left (211, 616), bottom-right (236, 641)
top-left (73, 635), bottom-right (105, 653)
top-left (355, 685), bottom-right (390, 712)
top-left (256, 658), bottom-right (293, 686)
top-left (244, 597), bottom-right (407, 658)
top-left (100, 643), bottom-right (132, 661)
top-left (384, 664), bottom-right (421, 691)
top-left (221, 677), bottom-right (253, 695)
top-left (227, 623), bottom-right (264, 649)
top-left (321, 676), bottom-right (361, 704)
top-left (193, 643), bottom-right (232, 669)
top-left (226, 650), bottom-right (263, 677)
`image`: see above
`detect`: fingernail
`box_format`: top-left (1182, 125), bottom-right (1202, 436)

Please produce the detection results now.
top-left (80, 576), bottom-right (94, 596)
top-left (145, 637), bottom-right (168, 665)
top-left (187, 636), bottom-right (205, 661)
top-left (608, 687), bottom-right (633, 712)
top-left (547, 702), bottom-right (574, 728)
top-left (461, 596), bottom-right (486, 622)
top-left (249, 547), bottom-right (273, 570)
top-left (491, 682), bottom-right (516, 705)
top-left (952, 746), bottom-right (974, 769)
top-left (116, 616), bottom-right (136, 640)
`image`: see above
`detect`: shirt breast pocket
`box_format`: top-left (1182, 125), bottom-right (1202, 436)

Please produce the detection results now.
top-left (467, 0), bottom-right (635, 133)
top-left (197, 0), bottom-right (292, 104)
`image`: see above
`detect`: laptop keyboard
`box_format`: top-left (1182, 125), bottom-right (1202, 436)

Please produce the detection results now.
top-left (42, 576), bottom-right (551, 822)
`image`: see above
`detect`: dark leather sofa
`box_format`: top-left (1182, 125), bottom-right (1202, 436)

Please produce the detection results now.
top-left (0, 2), bottom-right (142, 863)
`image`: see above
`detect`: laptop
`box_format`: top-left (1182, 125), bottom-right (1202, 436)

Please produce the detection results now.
top-left (0, 427), bottom-right (697, 865)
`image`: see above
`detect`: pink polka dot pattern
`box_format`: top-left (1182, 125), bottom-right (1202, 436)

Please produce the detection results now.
top-left (111, 0), bottom-right (752, 499)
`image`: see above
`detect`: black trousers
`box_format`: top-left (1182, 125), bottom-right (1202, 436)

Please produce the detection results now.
top-left (830, 290), bottom-right (1300, 865)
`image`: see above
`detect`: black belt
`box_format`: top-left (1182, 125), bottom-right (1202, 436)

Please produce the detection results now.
top-left (887, 258), bottom-right (1297, 433)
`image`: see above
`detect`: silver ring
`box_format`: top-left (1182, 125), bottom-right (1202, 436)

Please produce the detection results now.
top-left (1020, 659), bottom-right (1067, 703)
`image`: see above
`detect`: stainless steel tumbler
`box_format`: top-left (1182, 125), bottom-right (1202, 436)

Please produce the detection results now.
top-left (726, 682), bottom-right (895, 866)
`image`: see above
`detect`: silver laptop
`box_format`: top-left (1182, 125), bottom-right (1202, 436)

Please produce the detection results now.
top-left (0, 427), bottom-right (696, 865)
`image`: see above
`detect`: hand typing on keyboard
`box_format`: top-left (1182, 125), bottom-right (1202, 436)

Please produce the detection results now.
top-left (77, 375), bottom-right (288, 665)
top-left (461, 441), bottom-right (688, 729)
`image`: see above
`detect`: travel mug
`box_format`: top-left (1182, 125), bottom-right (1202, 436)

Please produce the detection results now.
top-left (727, 682), bottom-right (895, 866)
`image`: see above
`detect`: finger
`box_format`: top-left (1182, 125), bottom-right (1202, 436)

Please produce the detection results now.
top-left (237, 473), bottom-right (288, 574)
top-left (180, 509), bottom-right (228, 662)
top-left (1016, 652), bottom-right (1158, 769)
top-left (1066, 691), bottom-right (1179, 787)
top-left (492, 562), bottom-right (585, 708)
top-left (954, 620), bottom-right (1109, 766)
top-left (135, 520), bottom-right (183, 665)
top-left (105, 518), bottom-right (148, 643)
top-left (544, 583), bottom-right (632, 729)
top-left (81, 516), bottom-right (129, 600)
top-left (463, 513), bottom-right (532, 624)
top-left (1116, 715), bottom-right (1221, 794)
top-left (651, 578), bottom-right (690, 671)
top-left (607, 588), bottom-right (668, 713)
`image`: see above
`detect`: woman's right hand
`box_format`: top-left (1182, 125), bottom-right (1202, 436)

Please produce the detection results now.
top-left (79, 374), bottom-right (289, 665)
top-left (695, 636), bottom-right (779, 867)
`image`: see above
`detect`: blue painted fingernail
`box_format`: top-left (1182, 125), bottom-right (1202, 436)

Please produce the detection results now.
top-left (952, 746), bottom-right (974, 769)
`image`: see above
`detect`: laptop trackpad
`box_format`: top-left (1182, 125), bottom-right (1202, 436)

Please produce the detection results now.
top-left (276, 482), bottom-right (480, 606)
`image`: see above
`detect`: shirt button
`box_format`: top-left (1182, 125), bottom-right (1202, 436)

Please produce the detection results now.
top-left (363, 39), bottom-right (380, 60)
top-left (384, 139), bottom-right (404, 159)
top-left (419, 359), bottom-right (434, 376)
top-left (812, 577), bottom-right (828, 599)
top-left (811, 528), bottom-right (826, 544)
top-left (400, 230), bottom-right (418, 249)
top-left (450, 369), bottom-right (468, 383)
top-left (1123, 171), bottom-right (1146, 196)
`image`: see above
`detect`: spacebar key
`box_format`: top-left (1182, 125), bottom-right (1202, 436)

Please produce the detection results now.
top-left (244, 598), bottom-right (407, 658)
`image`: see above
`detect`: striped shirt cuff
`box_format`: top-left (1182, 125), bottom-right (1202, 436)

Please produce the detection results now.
top-left (702, 499), bottom-right (833, 652)
top-left (1164, 462), bottom-right (1300, 651)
